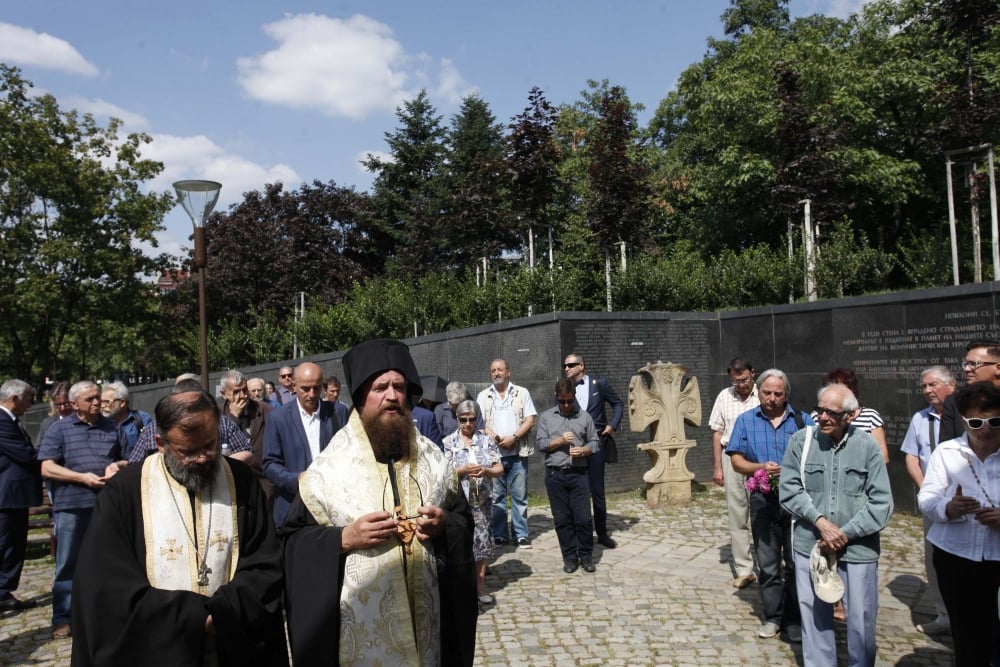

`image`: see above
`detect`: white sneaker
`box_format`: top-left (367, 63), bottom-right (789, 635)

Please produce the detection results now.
top-left (757, 621), bottom-right (779, 639)
top-left (517, 537), bottom-right (532, 549)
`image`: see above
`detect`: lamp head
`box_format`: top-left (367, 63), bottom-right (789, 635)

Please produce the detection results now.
top-left (173, 180), bottom-right (222, 228)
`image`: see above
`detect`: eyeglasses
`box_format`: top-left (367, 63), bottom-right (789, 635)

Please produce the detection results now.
top-left (962, 359), bottom-right (1000, 370)
top-left (557, 399), bottom-right (576, 405)
top-left (279, 373), bottom-right (293, 378)
top-left (563, 362), bottom-right (581, 368)
top-left (458, 417), bottom-right (477, 424)
top-left (164, 440), bottom-right (217, 463)
top-left (731, 378), bottom-right (754, 386)
top-left (813, 406), bottom-right (848, 420)
top-left (962, 416), bottom-right (1000, 430)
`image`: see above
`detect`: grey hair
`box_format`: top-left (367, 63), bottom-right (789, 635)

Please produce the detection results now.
top-left (455, 399), bottom-right (479, 418)
top-left (445, 381), bottom-right (469, 405)
top-left (175, 373), bottom-right (200, 385)
top-left (921, 365), bottom-right (955, 386)
top-left (220, 369), bottom-right (245, 392)
top-left (0, 379), bottom-right (33, 402)
top-left (103, 380), bottom-right (129, 402)
top-left (69, 380), bottom-right (98, 402)
top-left (818, 384), bottom-right (859, 412)
top-left (756, 368), bottom-right (790, 397)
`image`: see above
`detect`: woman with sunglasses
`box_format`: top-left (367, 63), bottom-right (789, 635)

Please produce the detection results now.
top-left (918, 381), bottom-right (1000, 666)
top-left (443, 399), bottom-right (502, 610)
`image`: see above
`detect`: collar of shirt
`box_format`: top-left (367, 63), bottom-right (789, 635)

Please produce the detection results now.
top-left (0, 405), bottom-right (15, 420)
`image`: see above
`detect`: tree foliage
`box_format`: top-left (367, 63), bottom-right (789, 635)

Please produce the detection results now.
top-left (0, 65), bottom-right (173, 385)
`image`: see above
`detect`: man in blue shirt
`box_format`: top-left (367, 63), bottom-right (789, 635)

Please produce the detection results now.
top-left (38, 380), bottom-right (128, 640)
top-left (100, 380), bottom-right (151, 461)
top-left (727, 369), bottom-right (813, 643)
top-left (901, 365), bottom-right (956, 635)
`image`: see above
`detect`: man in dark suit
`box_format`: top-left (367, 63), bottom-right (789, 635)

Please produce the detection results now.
top-left (263, 362), bottom-right (340, 526)
top-left (0, 379), bottom-right (40, 613)
top-left (563, 353), bottom-right (624, 548)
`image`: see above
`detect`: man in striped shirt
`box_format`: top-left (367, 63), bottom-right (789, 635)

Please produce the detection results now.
top-left (708, 357), bottom-right (759, 589)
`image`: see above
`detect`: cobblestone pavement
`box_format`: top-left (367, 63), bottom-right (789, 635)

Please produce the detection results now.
top-left (1, 487), bottom-right (953, 666)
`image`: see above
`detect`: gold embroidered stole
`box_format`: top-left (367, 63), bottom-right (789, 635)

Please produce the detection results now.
top-left (299, 411), bottom-right (458, 667)
top-left (141, 453), bottom-right (239, 596)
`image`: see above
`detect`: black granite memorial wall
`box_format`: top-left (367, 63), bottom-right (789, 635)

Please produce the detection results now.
top-left (37, 281), bottom-right (999, 513)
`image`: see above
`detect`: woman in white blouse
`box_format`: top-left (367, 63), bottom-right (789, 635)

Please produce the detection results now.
top-left (918, 382), bottom-right (1000, 667)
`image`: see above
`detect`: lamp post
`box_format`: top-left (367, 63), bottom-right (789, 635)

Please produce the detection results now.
top-left (173, 180), bottom-right (221, 392)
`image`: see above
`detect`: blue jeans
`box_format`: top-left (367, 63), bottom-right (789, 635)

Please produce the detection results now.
top-left (491, 456), bottom-right (528, 541)
top-left (53, 508), bottom-right (92, 625)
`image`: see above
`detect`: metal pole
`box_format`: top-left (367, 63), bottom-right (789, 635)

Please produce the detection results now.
top-left (194, 227), bottom-right (209, 392)
top-left (970, 164), bottom-right (982, 283)
top-left (787, 218), bottom-right (794, 304)
top-left (946, 157), bottom-right (960, 284)
top-left (989, 146), bottom-right (999, 281)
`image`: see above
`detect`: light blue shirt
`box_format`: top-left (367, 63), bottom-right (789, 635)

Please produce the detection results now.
top-left (900, 406), bottom-right (941, 473)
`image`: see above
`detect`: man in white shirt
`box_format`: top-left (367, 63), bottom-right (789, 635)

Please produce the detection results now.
top-left (477, 359), bottom-right (537, 548)
top-left (901, 365), bottom-right (956, 635)
top-left (708, 356), bottom-right (759, 589)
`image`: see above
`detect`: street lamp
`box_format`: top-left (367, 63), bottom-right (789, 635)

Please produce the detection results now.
top-left (173, 179), bottom-right (221, 392)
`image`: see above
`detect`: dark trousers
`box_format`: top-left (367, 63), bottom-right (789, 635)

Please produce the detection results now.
top-left (0, 508), bottom-right (29, 599)
top-left (588, 442), bottom-right (609, 537)
top-left (933, 546), bottom-right (1000, 667)
top-left (749, 492), bottom-right (799, 627)
top-left (545, 467), bottom-right (593, 561)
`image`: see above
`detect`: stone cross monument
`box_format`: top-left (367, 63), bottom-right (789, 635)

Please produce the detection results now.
top-left (628, 361), bottom-right (701, 508)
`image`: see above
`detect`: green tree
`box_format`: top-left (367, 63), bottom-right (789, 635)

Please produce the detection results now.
top-left (442, 95), bottom-right (516, 269)
top-left (364, 90), bottom-right (448, 275)
top-left (0, 65), bottom-right (173, 384)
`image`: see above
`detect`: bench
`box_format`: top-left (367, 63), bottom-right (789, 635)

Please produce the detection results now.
top-left (27, 493), bottom-right (56, 554)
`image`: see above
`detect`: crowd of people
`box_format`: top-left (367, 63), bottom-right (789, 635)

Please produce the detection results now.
top-left (1, 338), bottom-right (998, 665)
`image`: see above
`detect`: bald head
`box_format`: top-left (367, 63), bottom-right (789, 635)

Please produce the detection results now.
top-left (294, 363), bottom-right (323, 415)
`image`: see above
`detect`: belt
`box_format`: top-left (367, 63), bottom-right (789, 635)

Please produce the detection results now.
top-left (549, 466), bottom-right (586, 474)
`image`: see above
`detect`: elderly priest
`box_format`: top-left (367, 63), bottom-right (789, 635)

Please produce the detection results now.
top-left (70, 389), bottom-right (287, 667)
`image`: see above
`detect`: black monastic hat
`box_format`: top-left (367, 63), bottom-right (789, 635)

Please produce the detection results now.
top-left (342, 339), bottom-right (423, 408)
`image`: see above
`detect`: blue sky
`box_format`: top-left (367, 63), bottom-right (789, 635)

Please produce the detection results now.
top-left (1, 0), bottom-right (867, 264)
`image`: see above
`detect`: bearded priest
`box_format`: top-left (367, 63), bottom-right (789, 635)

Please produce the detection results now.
top-left (70, 389), bottom-right (287, 667)
top-left (280, 339), bottom-right (477, 667)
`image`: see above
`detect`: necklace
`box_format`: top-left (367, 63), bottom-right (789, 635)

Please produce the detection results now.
top-left (161, 457), bottom-right (214, 586)
top-left (961, 451), bottom-right (997, 508)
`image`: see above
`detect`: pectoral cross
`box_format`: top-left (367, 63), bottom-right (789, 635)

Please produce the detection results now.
top-left (210, 530), bottom-right (230, 553)
top-left (159, 538), bottom-right (183, 561)
top-left (197, 562), bottom-right (212, 587)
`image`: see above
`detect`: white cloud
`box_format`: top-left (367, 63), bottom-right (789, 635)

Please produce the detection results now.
top-left (63, 95), bottom-right (149, 129)
top-left (236, 13), bottom-right (472, 119)
top-left (809, 0), bottom-right (874, 19)
top-left (357, 149), bottom-right (393, 172)
top-left (0, 22), bottom-right (98, 76)
top-left (142, 133), bottom-right (301, 208)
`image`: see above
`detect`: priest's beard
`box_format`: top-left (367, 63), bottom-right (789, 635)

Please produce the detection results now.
top-left (361, 403), bottom-right (413, 463)
top-left (165, 452), bottom-right (219, 493)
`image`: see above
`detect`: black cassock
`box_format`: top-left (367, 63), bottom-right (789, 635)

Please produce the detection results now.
top-left (71, 458), bottom-right (288, 667)
top-left (279, 489), bottom-right (478, 667)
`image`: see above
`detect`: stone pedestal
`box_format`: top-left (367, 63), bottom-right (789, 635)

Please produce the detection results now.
top-left (638, 439), bottom-right (696, 508)
top-left (629, 361), bottom-right (701, 508)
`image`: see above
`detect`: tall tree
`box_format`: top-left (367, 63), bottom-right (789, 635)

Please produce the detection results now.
top-left (0, 65), bottom-right (173, 384)
top-left (442, 95), bottom-right (515, 270)
top-left (506, 87), bottom-right (563, 266)
top-left (363, 90), bottom-right (448, 276)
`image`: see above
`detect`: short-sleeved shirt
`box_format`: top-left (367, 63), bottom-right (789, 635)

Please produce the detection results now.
top-left (708, 385), bottom-right (760, 446)
top-left (37, 414), bottom-right (127, 511)
top-left (726, 405), bottom-right (814, 464)
top-left (900, 406), bottom-right (941, 474)
top-left (127, 414), bottom-right (251, 465)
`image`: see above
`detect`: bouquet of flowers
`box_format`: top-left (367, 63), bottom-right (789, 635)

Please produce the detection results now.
top-left (744, 467), bottom-right (779, 495)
